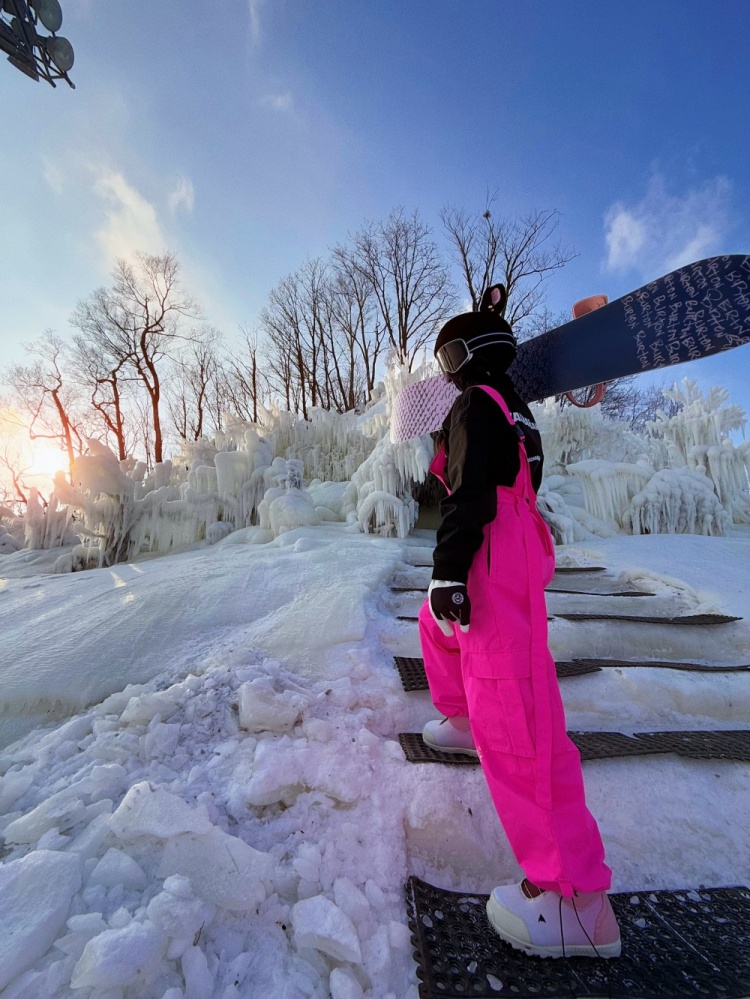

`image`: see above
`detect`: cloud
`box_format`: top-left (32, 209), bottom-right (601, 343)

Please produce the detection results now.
top-left (92, 168), bottom-right (165, 264)
top-left (168, 176), bottom-right (195, 215)
top-left (260, 92), bottom-right (293, 111)
top-left (248, 0), bottom-right (266, 43)
top-left (42, 158), bottom-right (64, 194)
top-left (603, 174), bottom-right (732, 277)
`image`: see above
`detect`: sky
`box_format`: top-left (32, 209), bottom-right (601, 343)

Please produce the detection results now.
top-left (1, 0), bottom-right (750, 422)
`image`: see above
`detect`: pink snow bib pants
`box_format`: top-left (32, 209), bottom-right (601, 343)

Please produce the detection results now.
top-left (419, 385), bottom-right (611, 896)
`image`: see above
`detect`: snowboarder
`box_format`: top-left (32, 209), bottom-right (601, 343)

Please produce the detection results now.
top-left (419, 287), bottom-right (621, 959)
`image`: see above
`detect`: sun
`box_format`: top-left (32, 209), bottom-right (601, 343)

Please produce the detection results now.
top-left (27, 443), bottom-right (67, 480)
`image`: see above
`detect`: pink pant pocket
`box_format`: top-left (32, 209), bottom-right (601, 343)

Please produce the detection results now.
top-left (463, 652), bottom-right (537, 758)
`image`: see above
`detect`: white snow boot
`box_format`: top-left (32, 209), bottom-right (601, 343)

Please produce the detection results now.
top-left (422, 716), bottom-right (478, 757)
top-left (487, 881), bottom-right (621, 959)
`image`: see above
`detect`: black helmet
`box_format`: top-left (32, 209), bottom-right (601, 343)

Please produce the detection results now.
top-left (434, 284), bottom-right (516, 377)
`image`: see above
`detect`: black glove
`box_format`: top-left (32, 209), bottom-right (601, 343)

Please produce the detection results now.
top-left (428, 580), bottom-right (471, 636)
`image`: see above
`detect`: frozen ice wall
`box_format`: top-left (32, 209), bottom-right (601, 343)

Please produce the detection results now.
top-left (648, 379), bottom-right (750, 524)
top-left (346, 362), bottom-right (436, 537)
top-left (7, 368), bottom-right (750, 565)
top-left (540, 379), bottom-right (748, 538)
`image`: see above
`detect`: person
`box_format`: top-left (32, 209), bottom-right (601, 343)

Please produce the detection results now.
top-left (418, 286), bottom-right (621, 959)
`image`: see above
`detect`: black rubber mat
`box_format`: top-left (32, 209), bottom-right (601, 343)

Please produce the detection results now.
top-left (393, 657), bottom-right (601, 693)
top-left (632, 730), bottom-right (750, 761)
top-left (569, 732), bottom-right (669, 761)
top-left (398, 730), bottom-right (750, 764)
top-left (557, 612), bottom-right (741, 625)
top-left (394, 656), bottom-right (431, 692)
top-left (553, 566), bottom-right (607, 573)
top-left (397, 614), bottom-right (556, 623)
top-left (399, 733), bottom-right (479, 765)
top-left (406, 875), bottom-right (750, 998)
top-left (546, 586), bottom-right (655, 596)
top-left (566, 658), bottom-right (750, 673)
top-left (391, 585), bottom-right (656, 596)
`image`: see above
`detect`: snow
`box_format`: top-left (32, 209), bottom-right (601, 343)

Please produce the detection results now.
top-left (0, 510), bottom-right (749, 994)
top-left (0, 851), bottom-right (82, 991)
top-left (109, 782), bottom-right (214, 840)
top-left (291, 895), bottom-right (363, 962)
top-left (157, 826), bottom-right (273, 911)
top-left (70, 920), bottom-right (167, 989)
top-left (0, 525), bottom-right (398, 748)
top-left (88, 849), bottom-right (148, 890)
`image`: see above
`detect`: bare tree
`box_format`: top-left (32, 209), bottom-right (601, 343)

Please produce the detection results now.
top-left (442, 195), bottom-right (576, 335)
top-left (223, 326), bottom-right (267, 425)
top-left (167, 326), bottom-right (223, 441)
top-left (69, 333), bottom-right (133, 460)
top-left (260, 259), bottom-right (332, 418)
top-left (70, 252), bottom-right (201, 463)
top-left (343, 208), bottom-right (457, 368)
top-left (330, 248), bottom-right (385, 400)
top-left (6, 332), bottom-right (85, 480)
top-left (600, 377), bottom-right (682, 432)
top-left (0, 408), bottom-right (34, 509)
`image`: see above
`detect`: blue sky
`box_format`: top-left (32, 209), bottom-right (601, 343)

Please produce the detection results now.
top-left (1, 0), bottom-right (750, 419)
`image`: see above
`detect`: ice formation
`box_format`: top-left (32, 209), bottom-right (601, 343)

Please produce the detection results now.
top-left (647, 380), bottom-right (750, 523)
top-left (539, 380), bottom-right (749, 539)
top-left (5, 366), bottom-right (750, 565)
top-left (630, 467), bottom-right (732, 536)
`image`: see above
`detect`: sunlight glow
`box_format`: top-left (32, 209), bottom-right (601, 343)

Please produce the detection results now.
top-left (27, 443), bottom-right (67, 480)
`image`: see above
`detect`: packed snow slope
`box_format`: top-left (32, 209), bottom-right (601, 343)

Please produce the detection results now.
top-left (0, 527), bottom-right (398, 748)
top-left (0, 526), bottom-right (748, 998)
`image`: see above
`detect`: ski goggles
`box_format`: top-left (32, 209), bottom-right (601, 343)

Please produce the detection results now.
top-left (435, 331), bottom-right (517, 375)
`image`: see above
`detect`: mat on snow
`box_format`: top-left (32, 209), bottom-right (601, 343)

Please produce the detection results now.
top-left (546, 586), bottom-right (655, 596)
top-left (563, 658), bottom-right (750, 673)
top-left (556, 612), bottom-right (741, 625)
top-left (393, 656), bottom-right (600, 693)
top-left (398, 730), bottom-right (750, 764)
top-left (406, 875), bottom-right (750, 999)
top-left (551, 565), bottom-right (607, 573)
top-left (391, 584), bottom-right (656, 596)
top-left (397, 615), bottom-right (556, 623)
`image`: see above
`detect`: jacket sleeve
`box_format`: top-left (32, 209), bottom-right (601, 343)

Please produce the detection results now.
top-left (432, 389), bottom-right (510, 583)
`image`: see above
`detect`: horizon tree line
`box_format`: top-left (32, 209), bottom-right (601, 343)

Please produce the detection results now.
top-left (0, 199), bottom-right (662, 513)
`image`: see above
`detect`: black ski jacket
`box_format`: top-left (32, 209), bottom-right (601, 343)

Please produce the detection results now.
top-left (431, 373), bottom-right (544, 584)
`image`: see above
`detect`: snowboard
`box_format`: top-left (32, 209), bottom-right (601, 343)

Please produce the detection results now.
top-left (391, 254), bottom-right (750, 443)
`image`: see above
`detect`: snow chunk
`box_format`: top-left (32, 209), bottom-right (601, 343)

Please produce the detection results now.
top-left (88, 848), bottom-right (147, 889)
top-left (70, 921), bottom-right (167, 989)
top-left (330, 966), bottom-right (364, 999)
top-left (158, 826), bottom-right (273, 911)
top-left (120, 689), bottom-right (183, 725)
top-left (109, 782), bottom-right (213, 840)
top-left (0, 850), bottom-right (82, 991)
top-left (237, 677), bottom-right (304, 733)
top-left (181, 945), bottom-right (214, 998)
top-left (53, 912), bottom-right (108, 961)
top-left (147, 880), bottom-right (215, 940)
top-left (0, 769), bottom-right (34, 812)
top-left (73, 763), bottom-right (128, 802)
top-left (291, 895), bottom-right (362, 963)
top-left (3, 788), bottom-right (86, 844)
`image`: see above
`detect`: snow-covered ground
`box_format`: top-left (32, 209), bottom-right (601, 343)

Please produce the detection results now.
top-left (0, 526), bottom-right (748, 998)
